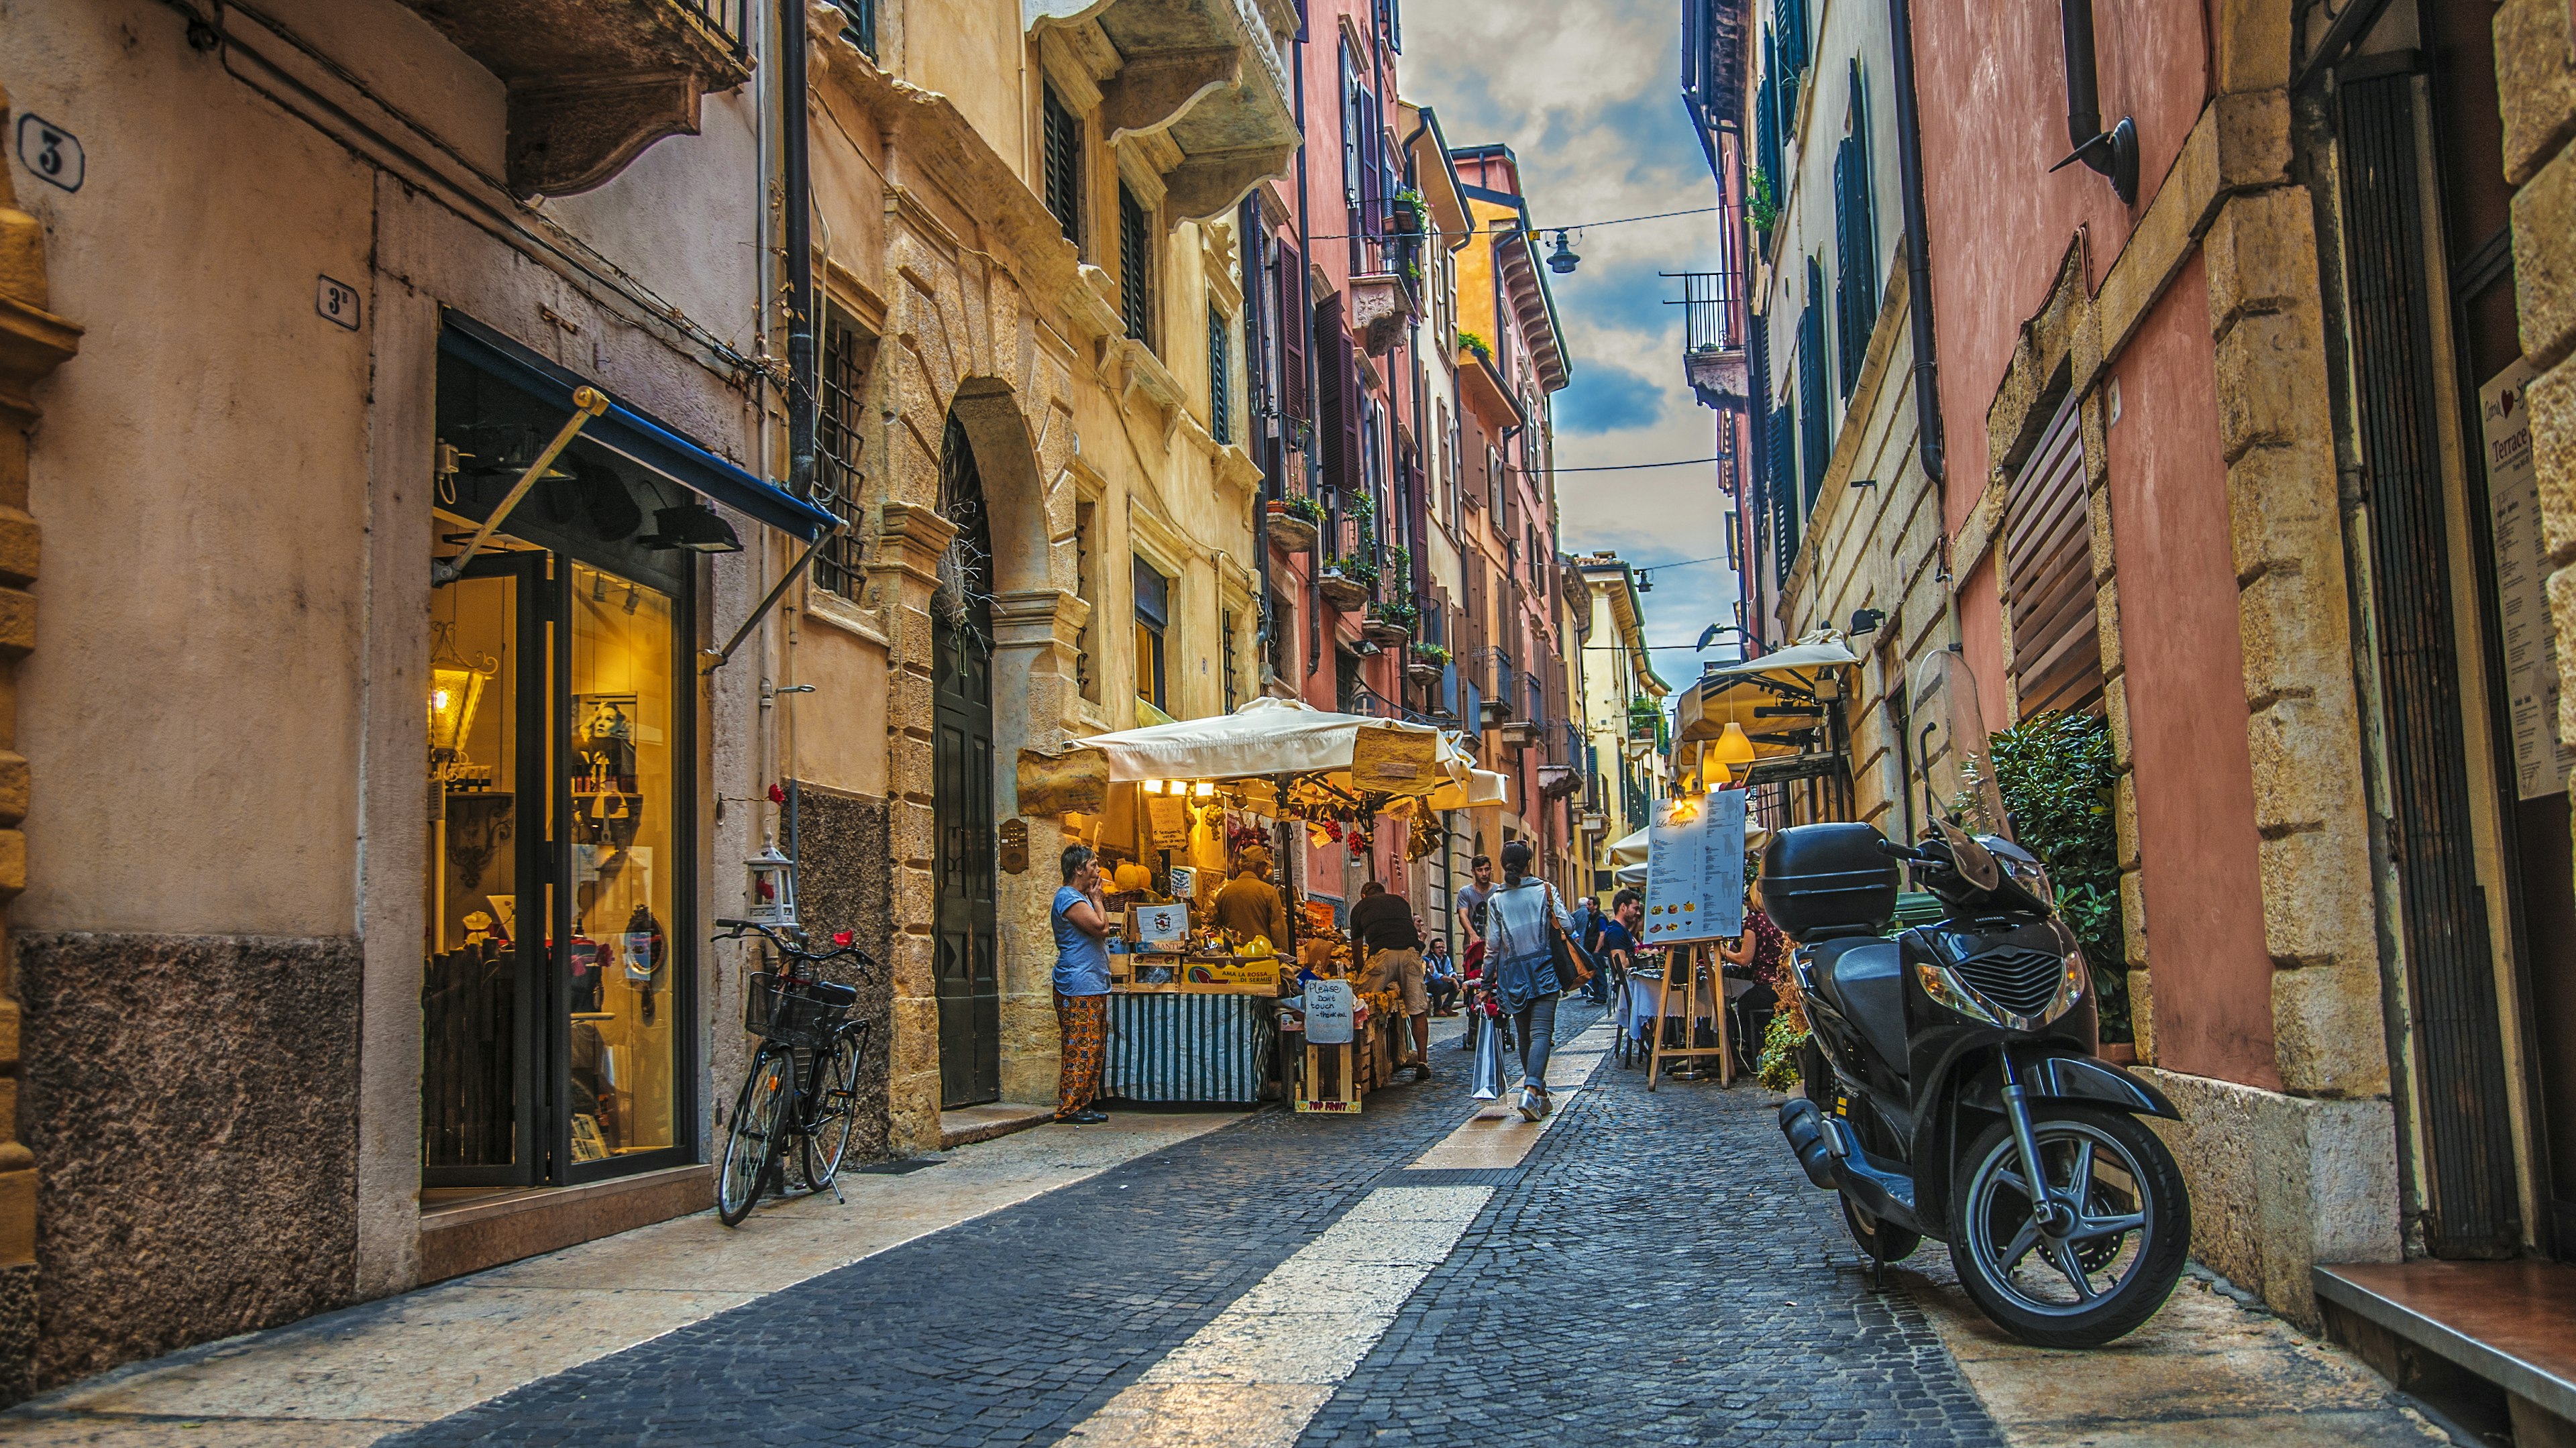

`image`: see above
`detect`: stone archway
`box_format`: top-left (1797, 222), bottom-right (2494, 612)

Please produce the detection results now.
top-left (869, 220), bottom-right (1094, 1139)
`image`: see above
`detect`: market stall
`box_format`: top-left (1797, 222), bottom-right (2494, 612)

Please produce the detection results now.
top-left (1016, 698), bottom-right (1504, 1111)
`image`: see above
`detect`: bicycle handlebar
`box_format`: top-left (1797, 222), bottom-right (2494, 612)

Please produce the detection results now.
top-left (712, 917), bottom-right (879, 973)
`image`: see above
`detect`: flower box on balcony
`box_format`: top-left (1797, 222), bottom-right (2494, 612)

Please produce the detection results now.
top-left (1265, 501), bottom-right (1320, 554)
top-left (1317, 571), bottom-right (1370, 612)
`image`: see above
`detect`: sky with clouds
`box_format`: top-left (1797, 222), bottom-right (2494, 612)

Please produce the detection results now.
top-left (1399, 0), bottom-right (1741, 698)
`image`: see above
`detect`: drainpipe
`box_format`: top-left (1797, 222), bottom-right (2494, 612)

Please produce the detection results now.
top-left (1244, 192), bottom-right (1275, 690)
top-left (1294, 22), bottom-right (1325, 683)
top-left (2051, 0), bottom-right (2137, 203)
top-left (782, 0), bottom-right (816, 498)
top-left (1887, 0), bottom-right (1946, 494)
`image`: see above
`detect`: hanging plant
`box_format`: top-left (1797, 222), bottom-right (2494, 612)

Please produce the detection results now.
top-left (1458, 329), bottom-right (1493, 364)
top-left (1284, 492), bottom-right (1326, 524)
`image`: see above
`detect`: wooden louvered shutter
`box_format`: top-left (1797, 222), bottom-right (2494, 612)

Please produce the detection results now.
top-left (2004, 394), bottom-right (2102, 717)
top-left (1314, 296), bottom-right (1348, 489)
top-left (1278, 239), bottom-right (1307, 423)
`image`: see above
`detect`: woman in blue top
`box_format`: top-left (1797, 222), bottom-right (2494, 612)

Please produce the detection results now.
top-left (1484, 840), bottom-right (1577, 1120)
top-left (1051, 844), bottom-right (1114, 1123)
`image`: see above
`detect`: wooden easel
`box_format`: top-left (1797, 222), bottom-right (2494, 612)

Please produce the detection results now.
top-left (1646, 944), bottom-right (1732, 1090)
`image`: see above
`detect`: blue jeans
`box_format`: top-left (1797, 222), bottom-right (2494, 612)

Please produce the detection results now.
top-left (1513, 993), bottom-right (1559, 1091)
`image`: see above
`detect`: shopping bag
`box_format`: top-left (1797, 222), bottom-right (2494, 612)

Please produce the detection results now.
top-left (1470, 1015), bottom-right (1507, 1100)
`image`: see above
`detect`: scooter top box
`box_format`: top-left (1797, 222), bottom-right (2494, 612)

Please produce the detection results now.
top-left (1762, 823), bottom-right (1900, 940)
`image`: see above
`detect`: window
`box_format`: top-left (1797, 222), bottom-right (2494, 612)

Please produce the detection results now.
top-left (1074, 500), bottom-right (1101, 702)
top-left (1222, 607), bottom-right (1240, 711)
top-left (1133, 556), bottom-right (1170, 711)
top-left (2004, 393), bottom-right (2102, 717)
top-left (1265, 588), bottom-right (1293, 680)
top-left (830, 0), bottom-right (879, 58)
top-left (814, 309), bottom-right (871, 598)
top-left (1775, 0), bottom-right (1809, 110)
top-left (1832, 62), bottom-right (1878, 398)
top-left (1119, 184), bottom-right (1155, 346)
top-left (1768, 402), bottom-right (1798, 581)
top-left (1208, 305), bottom-right (1232, 445)
top-left (1042, 87), bottom-right (1083, 245)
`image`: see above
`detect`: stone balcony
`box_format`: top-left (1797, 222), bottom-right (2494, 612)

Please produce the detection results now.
top-left (1028, 0), bottom-right (1300, 219)
top-left (1684, 341), bottom-right (1748, 412)
top-left (396, 0), bottom-right (754, 197)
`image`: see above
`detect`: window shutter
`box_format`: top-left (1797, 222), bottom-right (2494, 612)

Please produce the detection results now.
top-left (1798, 264), bottom-right (1829, 506)
top-left (2004, 394), bottom-right (2102, 717)
top-left (1042, 86), bottom-right (1081, 243)
top-left (1757, 32), bottom-right (1781, 196)
top-left (1277, 239), bottom-right (1307, 422)
top-left (1337, 311), bottom-right (1363, 490)
top-left (1208, 305), bottom-right (1232, 445)
top-left (1315, 296), bottom-right (1360, 492)
top-left (1768, 402), bottom-right (1797, 581)
top-left (1119, 184), bottom-right (1154, 345)
top-left (1833, 63), bottom-right (1877, 398)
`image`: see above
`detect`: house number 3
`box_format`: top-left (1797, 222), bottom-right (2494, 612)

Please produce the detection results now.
top-left (317, 276), bottom-right (361, 331)
top-left (14, 114), bottom-right (82, 193)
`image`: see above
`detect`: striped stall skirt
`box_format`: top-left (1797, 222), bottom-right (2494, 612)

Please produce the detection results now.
top-left (1102, 993), bottom-right (1277, 1104)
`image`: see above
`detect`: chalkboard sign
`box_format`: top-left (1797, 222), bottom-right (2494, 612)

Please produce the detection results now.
top-left (1305, 978), bottom-right (1356, 1044)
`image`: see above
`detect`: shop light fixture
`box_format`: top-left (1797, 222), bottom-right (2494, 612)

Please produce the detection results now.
top-left (1193, 781), bottom-right (1216, 797)
top-left (1142, 779), bottom-right (1165, 793)
top-left (640, 503), bottom-right (743, 553)
top-left (1713, 721), bottom-right (1758, 770)
top-left (427, 621), bottom-right (497, 766)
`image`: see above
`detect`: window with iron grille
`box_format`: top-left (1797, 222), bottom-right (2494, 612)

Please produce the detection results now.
top-left (813, 309), bottom-right (871, 598)
top-left (1043, 87), bottom-right (1082, 245)
top-left (1120, 184), bottom-right (1155, 346)
top-left (1798, 263), bottom-right (1829, 506)
top-left (1208, 305), bottom-right (1232, 445)
top-left (831, 0), bottom-right (878, 59)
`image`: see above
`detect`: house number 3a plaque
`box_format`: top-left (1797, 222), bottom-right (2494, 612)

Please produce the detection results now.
top-left (997, 817), bottom-right (1028, 875)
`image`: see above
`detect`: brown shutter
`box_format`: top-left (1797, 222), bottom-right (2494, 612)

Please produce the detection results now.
top-left (1278, 239), bottom-right (1307, 423)
top-left (2004, 394), bottom-right (2102, 718)
top-left (1314, 296), bottom-right (1348, 490)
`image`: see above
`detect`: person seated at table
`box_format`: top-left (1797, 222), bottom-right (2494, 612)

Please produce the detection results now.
top-left (1424, 935), bottom-right (1460, 1015)
top-left (1349, 880), bottom-right (1430, 1080)
top-left (1212, 847), bottom-right (1291, 946)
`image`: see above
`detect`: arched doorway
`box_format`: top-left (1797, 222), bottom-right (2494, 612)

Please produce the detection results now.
top-left (933, 414), bottom-right (1000, 1107)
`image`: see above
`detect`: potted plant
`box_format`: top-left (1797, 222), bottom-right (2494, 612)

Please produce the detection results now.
top-left (1407, 641), bottom-right (1450, 686)
top-left (1364, 596), bottom-right (1416, 646)
top-left (1391, 187), bottom-right (1424, 236)
top-left (1265, 492), bottom-right (1324, 553)
top-left (1317, 553), bottom-right (1375, 612)
top-left (1458, 329), bottom-right (1493, 367)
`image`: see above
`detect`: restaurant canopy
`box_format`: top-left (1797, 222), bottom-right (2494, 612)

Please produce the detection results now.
top-left (1073, 697), bottom-right (1477, 796)
top-left (1670, 631), bottom-right (1860, 786)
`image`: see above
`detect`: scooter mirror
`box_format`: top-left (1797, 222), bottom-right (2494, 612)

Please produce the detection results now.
top-left (1933, 819), bottom-right (2004, 893)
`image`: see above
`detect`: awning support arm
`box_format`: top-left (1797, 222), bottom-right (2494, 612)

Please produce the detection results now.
top-left (431, 387), bottom-right (610, 586)
top-left (702, 525), bottom-right (839, 674)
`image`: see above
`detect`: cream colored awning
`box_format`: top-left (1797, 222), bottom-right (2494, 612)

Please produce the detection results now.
top-left (1671, 631), bottom-right (1860, 765)
top-left (1073, 697), bottom-right (1472, 795)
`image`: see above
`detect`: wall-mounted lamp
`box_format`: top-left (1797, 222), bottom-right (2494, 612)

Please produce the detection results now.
top-left (1849, 608), bottom-right (1887, 636)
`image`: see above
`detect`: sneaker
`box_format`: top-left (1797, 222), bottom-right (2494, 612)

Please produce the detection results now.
top-left (1515, 1086), bottom-right (1542, 1122)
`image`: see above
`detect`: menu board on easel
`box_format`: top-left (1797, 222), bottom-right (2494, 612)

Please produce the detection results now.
top-left (1642, 791), bottom-right (1747, 945)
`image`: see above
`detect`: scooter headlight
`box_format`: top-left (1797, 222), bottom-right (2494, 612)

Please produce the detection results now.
top-left (1917, 963), bottom-right (2002, 1025)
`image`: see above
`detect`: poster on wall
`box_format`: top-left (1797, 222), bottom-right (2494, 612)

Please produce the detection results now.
top-left (1146, 795), bottom-right (1189, 848)
top-left (2481, 359), bottom-right (2576, 800)
top-left (1642, 791), bottom-right (1748, 944)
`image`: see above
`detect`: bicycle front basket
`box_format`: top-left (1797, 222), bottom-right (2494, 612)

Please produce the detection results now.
top-left (745, 971), bottom-right (858, 1048)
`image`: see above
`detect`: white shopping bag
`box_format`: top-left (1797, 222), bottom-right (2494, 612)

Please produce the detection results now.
top-left (1470, 1014), bottom-right (1507, 1101)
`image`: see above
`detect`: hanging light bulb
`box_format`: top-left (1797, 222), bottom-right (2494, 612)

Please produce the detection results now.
top-left (1546, 229), bottom-right (1580, 274)
top-left (1142, 779), bottom-right (1165, 794)
top-left (1714, 721), bottom-right (1758, 770)
top-left (1193, 781), bottom-right (1216, 798)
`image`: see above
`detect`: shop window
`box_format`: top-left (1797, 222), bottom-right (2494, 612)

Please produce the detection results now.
top-left (1134, 555), bottom-right (1170, 711)
top-left (814, 309), bottom-right (872, 598)
top-left (1120, 184), bottom-right (1155, 347)
top-left (1043, 85), bottom-right (1082, 245)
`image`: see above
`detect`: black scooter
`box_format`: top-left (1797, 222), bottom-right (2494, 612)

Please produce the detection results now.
top-left (1770, 818), bottom-right (2190, 1347)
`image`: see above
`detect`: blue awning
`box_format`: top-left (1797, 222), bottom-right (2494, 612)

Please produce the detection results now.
top-left (437, 311), bottom-right (841, 542)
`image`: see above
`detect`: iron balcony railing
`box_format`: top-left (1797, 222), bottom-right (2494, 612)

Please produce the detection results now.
top-left (1487, 649), bottom-right (1521, 718)
top-left (1666, 265), bottom-right (1744, 357)
top-left (686, 0), bottom-right (754, 56)
top-left (1523, 672), bottom-right (1545, 726)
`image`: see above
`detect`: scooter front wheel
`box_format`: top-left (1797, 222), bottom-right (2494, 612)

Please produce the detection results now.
top-left (1949, 1103), bottom-right (2189, 1347)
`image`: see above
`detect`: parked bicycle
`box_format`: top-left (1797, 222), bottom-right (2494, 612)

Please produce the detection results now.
top-left (714, 917), bottom-right (879, 1227)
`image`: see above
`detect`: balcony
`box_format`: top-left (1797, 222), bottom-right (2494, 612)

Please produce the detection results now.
top-left (1666, 263), bottom-right (1748, 412)
top-left (398, 0), bottom-right (752, 196)
top-left (1030, 0), bottom-right (1300, 221)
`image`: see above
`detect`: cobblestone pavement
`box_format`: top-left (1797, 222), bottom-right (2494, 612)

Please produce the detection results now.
top-left (21, 999), bottom-right (2456, 1447)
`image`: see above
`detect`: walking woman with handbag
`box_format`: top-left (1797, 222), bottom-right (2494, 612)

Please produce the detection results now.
top-left (1483, 840), bottom-right (1580, 1120)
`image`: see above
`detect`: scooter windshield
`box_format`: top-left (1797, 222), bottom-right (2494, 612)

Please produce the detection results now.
top-left (1911, 650), bottom-right (2013, 843)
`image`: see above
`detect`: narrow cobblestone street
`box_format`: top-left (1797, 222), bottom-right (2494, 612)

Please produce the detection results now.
top-left (1, 1009), bottom-right (2455, 1447)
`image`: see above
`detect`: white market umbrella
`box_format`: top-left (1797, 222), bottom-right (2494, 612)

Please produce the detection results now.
top-left (1073, 696), bottom-right (1471, 795)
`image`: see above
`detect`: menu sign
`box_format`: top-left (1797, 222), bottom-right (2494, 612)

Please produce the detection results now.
top-left (1642, 791), bottom-right (1748, 945)
top-left (1304, 978), bottom-right (1356, 1044)
top-left (2482, 358), bottom-right (2576, 799)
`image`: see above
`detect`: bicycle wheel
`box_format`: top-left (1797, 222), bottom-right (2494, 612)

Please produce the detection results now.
top-left (716, 1046), bottom-right (793, 1227)
top-left (799, 1025), bottom-right (867, 1191)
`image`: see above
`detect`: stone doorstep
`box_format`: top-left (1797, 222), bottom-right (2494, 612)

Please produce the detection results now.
top-left (417, 1164), bottom-right (710, 1285)
top-left (2316, 1260), bottom-right (2576, 1431)
top-left (938, 1102), bottom-right (1057, 1149)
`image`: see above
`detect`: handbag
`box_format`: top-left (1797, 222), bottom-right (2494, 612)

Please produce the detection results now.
top-left (1544, 886), bottom-right (1593, 993)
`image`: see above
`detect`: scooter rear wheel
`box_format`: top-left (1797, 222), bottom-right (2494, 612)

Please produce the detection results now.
top-left (1948, 1103), bottom-right (2189, 1348)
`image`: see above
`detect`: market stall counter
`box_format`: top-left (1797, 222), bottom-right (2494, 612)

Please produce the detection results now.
top-left (1016, 699), bottom-right (1505, 1113)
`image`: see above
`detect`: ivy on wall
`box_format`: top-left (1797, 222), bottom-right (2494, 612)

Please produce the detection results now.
top-left (1988, 710), bottom-right (2131, 1042)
